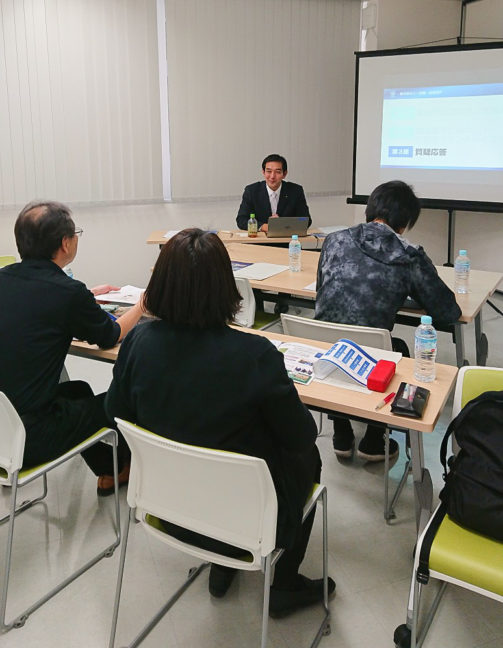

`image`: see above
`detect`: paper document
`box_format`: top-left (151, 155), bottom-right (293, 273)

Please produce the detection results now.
top-left (304, 281), bottom-right (316, 291)
top-left (163, 230), bottom-right (180, 239)
top-left (275, 341), bottom-right (324, 386)
top-left (233, 262), bottom-right (288, 281)
top-left (231, 261), bottom-right (252, 272)
top-left (314, 339), bottom-right (401, 383)
top-left (96, 285), bottom-right (145, 305)
top-left (270, 338), bottom-right (401, 392)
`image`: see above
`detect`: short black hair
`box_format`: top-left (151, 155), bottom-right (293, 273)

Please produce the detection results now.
top-left (14, 201), bottom-right (76, 260)
top-left (365, 181), bottom-right (420, 231)
top-left (144, 228), bottom-right (242, 329)
top-left (262, 154), bottom-right (287, 173)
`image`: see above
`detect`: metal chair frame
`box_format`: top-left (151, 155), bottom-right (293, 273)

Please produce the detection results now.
top-left (0, 392), bottom-right (120, 632)
top-left (109, 419), bottom-right (331, 648)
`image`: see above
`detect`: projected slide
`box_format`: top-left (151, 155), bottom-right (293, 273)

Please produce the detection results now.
top-left (380, 83), bottom-right (503, 171)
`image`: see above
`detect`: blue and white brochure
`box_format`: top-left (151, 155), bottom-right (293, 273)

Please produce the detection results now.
top-left (313, 339), bottom-right (377, 386)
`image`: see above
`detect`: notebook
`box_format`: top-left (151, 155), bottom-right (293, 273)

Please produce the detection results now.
top-left (266, 217), bottom-right (309, 238)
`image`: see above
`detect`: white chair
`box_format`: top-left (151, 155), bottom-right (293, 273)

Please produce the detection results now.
top-left (281, 313), bottom-right (410, 523)
top-left (109, 419), bottom-right (330, 648)
top-left (0, 392), bottom-right (121, 632)
top-left (281, 313), bottom-right (393, 349)
top-left (393, 366), bottom-right (503, 648)
top-left (234, 277), bottom-right (279, 330)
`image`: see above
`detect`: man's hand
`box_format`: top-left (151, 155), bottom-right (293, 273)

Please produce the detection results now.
top-left (260, 214), bottom-right (279, 233)
top-left (91, 284), bottom-right (120, 296)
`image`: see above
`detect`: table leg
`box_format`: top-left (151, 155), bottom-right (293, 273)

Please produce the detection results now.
top-left (454, 322), bottom-right (467, 368)
top-left (474, 311), bottom-right (488, 366)
top-left (409, 430), bottom-right (433, 536)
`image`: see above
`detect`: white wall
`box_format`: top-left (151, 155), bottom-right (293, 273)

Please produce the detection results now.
top-left (165, 0), bottom-right (361, 199)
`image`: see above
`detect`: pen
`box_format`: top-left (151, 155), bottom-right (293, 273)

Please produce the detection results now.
top-left (375, 391), bottom-right (396, 411)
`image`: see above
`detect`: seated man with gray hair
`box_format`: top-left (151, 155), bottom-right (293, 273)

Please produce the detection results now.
top-left (0, 201), bottom-right (144, 495)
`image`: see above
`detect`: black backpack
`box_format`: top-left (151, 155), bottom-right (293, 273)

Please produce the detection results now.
top-left (439, 390), bottom-right (503, 541)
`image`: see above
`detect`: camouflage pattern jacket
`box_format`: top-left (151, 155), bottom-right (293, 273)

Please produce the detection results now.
top-left (315, 221), bottom-right (461, 331)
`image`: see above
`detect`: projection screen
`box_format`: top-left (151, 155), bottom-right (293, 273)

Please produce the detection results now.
top-left (350, 42), bottom-right (503, 212)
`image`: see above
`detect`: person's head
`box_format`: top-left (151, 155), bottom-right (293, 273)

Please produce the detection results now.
top-left (365, 181), bottom-right (420, 233)
top-left (144, 228), bottom-right (242, 329)
top-left (261, 154), bottom-right (288, 191)
top-left (14, 200), bottom-right (81, 264)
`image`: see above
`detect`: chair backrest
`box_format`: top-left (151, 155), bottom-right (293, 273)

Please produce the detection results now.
top-left (0, 256), bottom-right (16, 268)
top-left (0, 392), bottom-right (26, 476)
top-left (115, 419), bottom-right (278, 564)
top-left (452, 366), bottom-right (503, 417)
top-left (281, 313), bottom-right (393, 350)
top-left (234, 277), bottom-right (256, 328)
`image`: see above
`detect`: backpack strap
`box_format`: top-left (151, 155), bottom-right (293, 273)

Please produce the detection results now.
top-left (417, 503), bottom-right (447, 584)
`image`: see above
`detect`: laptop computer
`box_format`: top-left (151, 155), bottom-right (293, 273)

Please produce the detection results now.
top-left (266, 217), bottom-right (309, 238)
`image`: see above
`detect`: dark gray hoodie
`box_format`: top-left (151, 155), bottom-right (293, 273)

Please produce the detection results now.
top-left (315, 221), bottom-right (461, 331)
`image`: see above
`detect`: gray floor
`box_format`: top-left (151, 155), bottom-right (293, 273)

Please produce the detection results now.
top-left (1, 294), bottom-right (502, 647)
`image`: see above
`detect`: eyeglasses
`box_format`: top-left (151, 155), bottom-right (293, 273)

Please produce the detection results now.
top-left (74, 227), bottom-right (84, 238)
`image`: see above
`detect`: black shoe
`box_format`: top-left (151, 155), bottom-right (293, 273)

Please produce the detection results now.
top-left (208, 564), bottom-right (237, 598)
top-left (332, 420), bottom-right (355, 458)
top-left (357, 426), bottom-right (399, 462)
top-left (269, 575), bottom-right (336, 619)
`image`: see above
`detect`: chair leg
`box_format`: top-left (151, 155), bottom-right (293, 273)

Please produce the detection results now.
top-left (0, 473), bottom-right (48, 526)
top-left (310, 488), bottom-right (331, 647)
top-left (261, 555), bottom-right (272, 648)
top-left (0, 472), bottom-right (20, 631)
top-left (109, 506), bottom-right (134, 648)
top-left (110, 507), bottom-right (208, 648)
top-left (1, 433), bottom-right (121, 631)
top-left (384, 430), bottom-right (412, 523)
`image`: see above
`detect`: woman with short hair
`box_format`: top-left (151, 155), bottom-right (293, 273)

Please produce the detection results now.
top-left (105, 228), bottom-right (334, 617)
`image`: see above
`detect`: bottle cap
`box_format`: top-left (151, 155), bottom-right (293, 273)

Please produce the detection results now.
top-left (459, 249), bottom-right (467, 255)
top-left (250, 213), bottom-right (255, 218)
top-left (292, 234), bottom-right (299, 240)
top-left (421, 315), bottom-right (432, 325)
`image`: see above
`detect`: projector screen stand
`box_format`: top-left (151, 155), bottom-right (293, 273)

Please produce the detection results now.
top-left (444, 208), bottom-right (456, 267)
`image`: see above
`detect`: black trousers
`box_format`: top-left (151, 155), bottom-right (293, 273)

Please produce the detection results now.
top-left (161, 446), bottom-right (321, 589)
top-left (21, 381), bottom-right (130, 476)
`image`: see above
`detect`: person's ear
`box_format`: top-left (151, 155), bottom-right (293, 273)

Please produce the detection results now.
top-left (60, 236), bottom-right (72, 254)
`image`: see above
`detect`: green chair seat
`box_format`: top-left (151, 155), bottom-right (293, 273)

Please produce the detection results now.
top-left (430, 514), bottom-right (503, 596)
top-left (0, 255), bottom-right (16, 268)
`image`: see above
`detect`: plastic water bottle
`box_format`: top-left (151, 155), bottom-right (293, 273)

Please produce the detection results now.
top-left (289, 234), bottom-right (302, 272)
top-left (454, 249), bottom-right (470, 294)
top-left (64, 265), bottom-right (74, 279)
top-left (414, 315), bottom-right (437, 383)
top-left (247, 213), bottom-right (257, 238)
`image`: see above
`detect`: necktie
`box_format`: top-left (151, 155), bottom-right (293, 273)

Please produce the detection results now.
top-left (270, 191), bottom-right (278, 214)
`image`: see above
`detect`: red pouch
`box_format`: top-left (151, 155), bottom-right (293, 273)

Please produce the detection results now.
top-left (367, 360), bottom-right (396, 392)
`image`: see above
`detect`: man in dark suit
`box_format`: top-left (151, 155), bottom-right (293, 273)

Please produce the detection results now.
top-left (236, 154), bottom-right (312, 232)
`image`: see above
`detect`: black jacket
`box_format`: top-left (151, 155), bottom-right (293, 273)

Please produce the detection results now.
top-left (236, 180), bottom-right (311, 230)
top-left (315, 222), bottom-right (461, 331)
top-left (105, 323), bottom-right (319, 545)
top-left (0, 259), bottom-right (120, 415)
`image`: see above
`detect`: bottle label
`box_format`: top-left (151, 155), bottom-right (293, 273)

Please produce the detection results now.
top-left (415, 339), bottom-right (436, 353)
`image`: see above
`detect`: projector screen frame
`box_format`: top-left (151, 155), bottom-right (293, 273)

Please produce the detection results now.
top-left (349, 41), bottom-right (503, 213)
